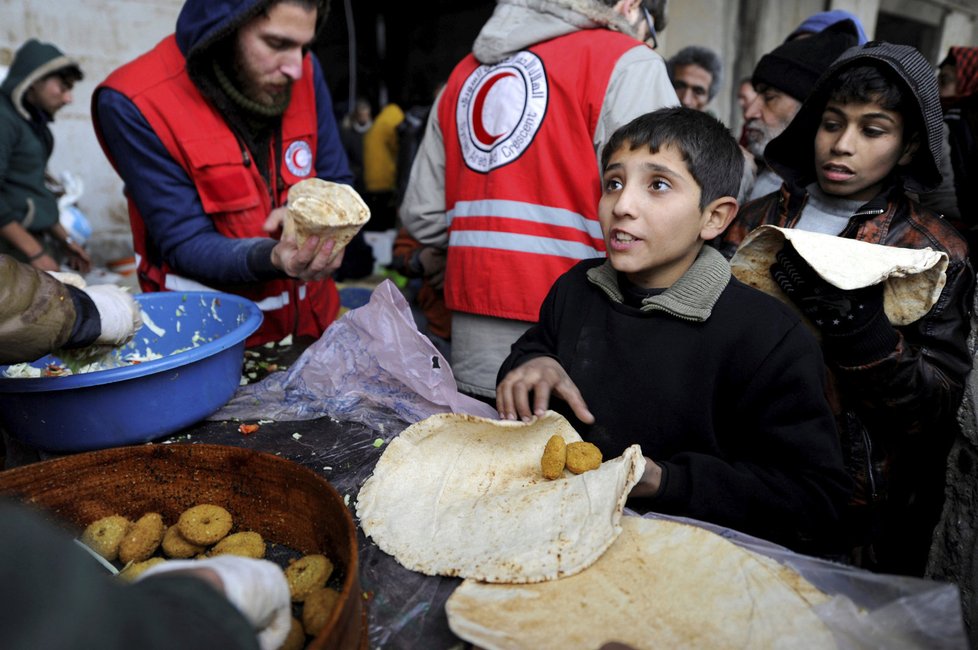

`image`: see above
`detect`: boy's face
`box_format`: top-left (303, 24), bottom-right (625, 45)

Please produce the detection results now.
top-left (814, 99), bottom-right (916, 202)
top-left (599, 142), bottom-right (733, 289)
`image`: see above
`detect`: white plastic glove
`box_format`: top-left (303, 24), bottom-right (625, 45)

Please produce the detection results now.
top-left (81, 284), bottom-right (142, 347)
top-left (138, 556), bottom-right (292, 650)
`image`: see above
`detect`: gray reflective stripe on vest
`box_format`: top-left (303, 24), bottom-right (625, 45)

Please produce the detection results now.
top-left (447, 199), bottom-right (603, 240)
top-left (447, 199), bottom-right (603, 257)
top-left (163, 273), bottom-right (292, 311)
top-left (449, 230), bottom-right (603, 259)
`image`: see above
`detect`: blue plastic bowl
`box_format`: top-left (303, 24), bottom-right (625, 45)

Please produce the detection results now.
top-left (0, 291), bottom-right (262, 453)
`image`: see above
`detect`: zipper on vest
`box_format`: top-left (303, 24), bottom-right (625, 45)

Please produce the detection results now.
top-left (237, 141), bottom-right (251, 168)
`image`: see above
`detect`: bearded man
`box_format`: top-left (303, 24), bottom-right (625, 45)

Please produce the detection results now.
top-left (93, 0), bottom-right (351, 346)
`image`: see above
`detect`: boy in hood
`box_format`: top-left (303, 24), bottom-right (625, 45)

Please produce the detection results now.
top-left (717, 42), bottom-right (975, 576)
top-left (92, 0), bottom-right (352, 347)
top-left (742, 20), bottom-right (861, 202)
top-left (497, 108), bottom-right (850, 554)
top-left (0, 39), bottom-right (90, 273)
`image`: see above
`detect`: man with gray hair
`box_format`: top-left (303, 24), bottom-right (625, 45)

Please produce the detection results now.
top-left (666, 45), bottom-right (723, 112)
top-left (400, 0), bottom-right (678, 401)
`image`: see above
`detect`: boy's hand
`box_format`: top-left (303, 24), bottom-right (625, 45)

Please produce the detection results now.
top-left (770, 242), bottom-right (886, 337)
top-left (629, 456), bottom-right (663, 498)
top-left (496, 356), bottom-right (594, 424)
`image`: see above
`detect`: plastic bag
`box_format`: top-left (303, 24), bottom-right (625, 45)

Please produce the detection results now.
top-left (55, 171), bottom-right (92, 245)
top-left (641, 512), bottom-right (967, 649)
top-left (210, 280), bottom-right (497, 432)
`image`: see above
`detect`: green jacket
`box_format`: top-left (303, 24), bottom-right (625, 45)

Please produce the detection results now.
top-left (0, 255), bottom-right (99, 363)
top-left (0, 40), bottom-right (78, 231)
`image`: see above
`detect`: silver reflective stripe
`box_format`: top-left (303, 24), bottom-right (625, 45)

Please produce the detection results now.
top-left (449, 230), bottom-right (602, 259)
top-left (164, 274), bottom-right (216, 293)
top-left (163, 273), bottom-right (289, 311)
top-left (253, 292), bottom-right (289, 311)
top-left (447, 199), bottom-right (603, 240)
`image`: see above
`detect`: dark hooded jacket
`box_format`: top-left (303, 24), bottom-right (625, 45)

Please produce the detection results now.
top-left (941, 46), bottom-right (978, 231)
top-left (716, 42), bottom-right (975, 575)
top-left (0, 40), bottom-right (81, 233)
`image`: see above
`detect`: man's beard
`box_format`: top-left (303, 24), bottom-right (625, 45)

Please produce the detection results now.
top-left (744, 121), bottom-right (774, 161)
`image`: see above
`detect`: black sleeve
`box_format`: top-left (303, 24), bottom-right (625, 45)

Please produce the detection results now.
top-left (0, 500), bottom-right (259, 650)
top-left (63, 285), bottom-right (101, 349)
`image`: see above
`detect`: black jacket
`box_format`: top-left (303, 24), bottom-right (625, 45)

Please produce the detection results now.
top-left (499, 250), bottom-right (851, 554)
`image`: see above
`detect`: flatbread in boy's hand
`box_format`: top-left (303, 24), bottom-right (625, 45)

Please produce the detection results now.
top-left (445, 515), bottom-right (836, 650)
top-left (730, 225), bottom-right (948, 326)
top-left (355, 411), bottom-right (645, 583)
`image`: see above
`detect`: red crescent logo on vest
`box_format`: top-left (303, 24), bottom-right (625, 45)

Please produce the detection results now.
top-left (472, 71), bottom-right (515, 146)
top-left (284, 140), bottom-right (313, 177)
top-left (457, 51), bottom-right (549, 173)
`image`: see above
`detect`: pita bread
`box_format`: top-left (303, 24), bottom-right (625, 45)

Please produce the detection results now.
top-left (445, 516), bottom-right (836, 650)
top-left (730, 225), bottom-right (948, 326)
top-left (355, 411), bottom-right (645, 583)
top-left (285, 178), bottom-right (370, 254)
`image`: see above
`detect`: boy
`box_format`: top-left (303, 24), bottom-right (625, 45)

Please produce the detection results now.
top-left (496, 107), bottom-right (851, 554)
top-left (715, 43), bottom-right (975, 576)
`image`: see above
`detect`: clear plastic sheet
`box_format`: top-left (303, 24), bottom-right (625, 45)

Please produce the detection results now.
top-left (209, 280), bottom-right (497, 432)
top-left (638, 512), bottom-right (968, 650)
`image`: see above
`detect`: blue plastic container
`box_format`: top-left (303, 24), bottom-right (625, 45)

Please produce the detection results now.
top-left (0, 291), bottom-right (262, 452)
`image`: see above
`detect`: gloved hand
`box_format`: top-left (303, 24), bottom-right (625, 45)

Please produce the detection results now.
top-left (770, 242), bottom-right (898, 363)
top-left (138, 556), bottom-right (291, 650)
top-left (81, 284), bottom-right (143, 347)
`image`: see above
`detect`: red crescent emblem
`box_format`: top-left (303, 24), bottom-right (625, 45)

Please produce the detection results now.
top-left (472, 71), bottom-right (515, 147)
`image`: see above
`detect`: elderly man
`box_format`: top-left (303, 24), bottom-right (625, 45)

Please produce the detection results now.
top-left (0, 39), bottom-right (90, 273)
top-left (666, 45), bottom-right (723, 112)
top-left (400, 0), bottom-right (678, 400)
top-left (93, 0), bottom-right (352, 347)
top-left (742, 20), bottom-right (860, 201)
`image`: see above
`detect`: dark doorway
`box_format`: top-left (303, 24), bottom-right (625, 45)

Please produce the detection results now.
top-left (316, 1), bottom-right (495, 119)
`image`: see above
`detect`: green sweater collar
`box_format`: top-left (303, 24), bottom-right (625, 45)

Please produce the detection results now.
top-left (586, 246), bottom-right (731, 321)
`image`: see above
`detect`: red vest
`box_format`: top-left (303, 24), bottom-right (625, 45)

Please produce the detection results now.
top-left (440, 30), bottom-right (638, 322)
top-left (95, 35), bottom-right (339, 346)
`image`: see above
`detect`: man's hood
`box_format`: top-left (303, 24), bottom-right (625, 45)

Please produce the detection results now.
top-left (1, 39), bottom-right (81, 120)
top-left (175, 0), bottom-right (330, 62)
top-left (473, 0), bottom-right (642, 65)
top-left (765, 41), bottom-right (945, 195)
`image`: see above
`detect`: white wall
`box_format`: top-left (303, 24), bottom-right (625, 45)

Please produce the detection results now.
top-left (0, 0), bottom-right (182, 249)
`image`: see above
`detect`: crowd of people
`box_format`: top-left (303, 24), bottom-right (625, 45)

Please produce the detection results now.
top-left (2, 0), bottom-right (978, 646)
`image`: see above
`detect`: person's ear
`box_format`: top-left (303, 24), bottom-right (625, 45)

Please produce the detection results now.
top-left (613, 0), bottom-right (642, 19)
top-left (898, 133), bottom-right (921, 166)
top-left (699, 196), bottom-right (738, 240)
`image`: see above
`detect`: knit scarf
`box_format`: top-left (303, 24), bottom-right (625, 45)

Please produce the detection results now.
top-left (586, 245), bottom-right (731, 321)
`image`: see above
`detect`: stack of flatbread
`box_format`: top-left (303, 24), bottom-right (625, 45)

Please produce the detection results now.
top-left (284, 178), bottom-right (370, 258)
top-left (446, 516), bottom-right (837, 650)
top-left (356, 411), bottom-right (840, 648)
top-left (356, 411), bottom-right (645, 583)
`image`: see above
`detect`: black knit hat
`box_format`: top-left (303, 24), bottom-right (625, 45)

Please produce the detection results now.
top-left (752, 20), bottom-right (861, 101)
